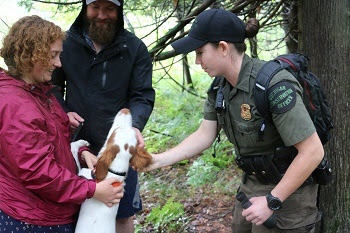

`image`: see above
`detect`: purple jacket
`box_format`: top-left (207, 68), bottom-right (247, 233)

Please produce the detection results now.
top-left (0, 70), bottom-right (95, 225)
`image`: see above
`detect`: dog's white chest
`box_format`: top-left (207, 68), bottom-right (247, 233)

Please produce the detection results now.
top-left (75, 169), bottom-right (120, 233)
top-left (75, 197), bottom-right (118, 233)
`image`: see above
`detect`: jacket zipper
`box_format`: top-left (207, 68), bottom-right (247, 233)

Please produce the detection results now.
top-left (102, 61), bottom-right (107, 88)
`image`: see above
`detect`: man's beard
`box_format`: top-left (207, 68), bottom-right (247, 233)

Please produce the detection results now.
top-left (86, 17), bottom-right (117, 46)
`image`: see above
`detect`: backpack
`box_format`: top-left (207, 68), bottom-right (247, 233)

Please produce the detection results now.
top-left (253, 53), bottom-right (334, 185)
top-left (254, 53), bottom-right (334, 145)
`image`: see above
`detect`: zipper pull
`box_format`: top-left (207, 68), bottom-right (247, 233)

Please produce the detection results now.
top-left (257, 120), bottom-right (266, 141)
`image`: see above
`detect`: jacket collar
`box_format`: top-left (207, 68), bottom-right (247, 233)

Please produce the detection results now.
top-left (235, 54), bottom-right (254, 93)
top-left (0, 70), bottom-right (56, 96)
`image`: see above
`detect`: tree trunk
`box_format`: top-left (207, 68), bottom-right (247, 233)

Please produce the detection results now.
top-left (182, 56), bottom-right (194, 89)
top-left (298, 0), bottom-right (350, 232)
top-left (282, 0), bottom-right (298, 53)
top-left (172, 0), bottom-right (194, 89)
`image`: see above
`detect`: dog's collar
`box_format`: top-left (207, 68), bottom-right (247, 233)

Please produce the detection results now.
top-left (108, 168), bottom-right (127, 177)
top-left (91, 169), bottom-right (126, 180)
top-left (90, 170), bottom-right (122, 187)
top-left (91, 169), bottom-right (96, 180)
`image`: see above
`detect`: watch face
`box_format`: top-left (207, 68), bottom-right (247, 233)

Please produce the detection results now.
top-left (268, 198), bottom-right (282, 210)
top-left (267, 194), bottom-right (282, 210)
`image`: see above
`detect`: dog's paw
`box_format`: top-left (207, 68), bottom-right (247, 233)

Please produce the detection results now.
top-left (70, 140), bottom-right (90, 158)
top-left (72, 139), bottom-right (90, 148)
top-left (80, 139), bottom-right (90, 147)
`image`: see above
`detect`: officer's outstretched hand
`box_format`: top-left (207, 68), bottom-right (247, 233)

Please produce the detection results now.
top-left (241, 196), bottom-right (274, 226)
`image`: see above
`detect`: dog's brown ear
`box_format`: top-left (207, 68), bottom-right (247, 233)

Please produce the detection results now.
top-left (95, 131), bottom-right (120, 181)
top-left (130, 146), bottom-right (152, 169)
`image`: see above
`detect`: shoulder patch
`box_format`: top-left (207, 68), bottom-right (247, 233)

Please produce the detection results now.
top-left (267, 81), bottom-right (296, 114)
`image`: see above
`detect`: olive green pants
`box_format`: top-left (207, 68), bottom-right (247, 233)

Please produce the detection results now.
top-left (232, 175), bottom-right (321, 233)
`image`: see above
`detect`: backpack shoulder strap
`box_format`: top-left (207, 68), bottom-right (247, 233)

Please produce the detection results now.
top-left (254, 60), bottom-right (285, 118)
top-left (208, 76), bottom-right (225, 94)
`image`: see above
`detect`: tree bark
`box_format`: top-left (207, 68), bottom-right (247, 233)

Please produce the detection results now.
top-left (172, 0), bottom-right (194, 89)
top-left (298, 0), bottom-right (350, 232)
top-left (282, 0), bottom-right (298, 53)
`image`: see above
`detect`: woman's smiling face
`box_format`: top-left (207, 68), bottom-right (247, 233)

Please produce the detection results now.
top-left (24, 39), bottom-right (63, 84)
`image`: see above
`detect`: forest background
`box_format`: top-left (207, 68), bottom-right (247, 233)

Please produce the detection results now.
top-left (0, 0), bottom-right (349, 232)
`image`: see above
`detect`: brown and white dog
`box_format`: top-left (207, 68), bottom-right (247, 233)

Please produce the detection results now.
top-left (71, 108), bottom-right (151, 233)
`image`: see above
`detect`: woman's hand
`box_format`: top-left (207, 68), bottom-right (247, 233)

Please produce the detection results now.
top-left (81, 150), bottom-right (98, 169)
top-left (241, 196), bottom-right (274, 225)
top-left (93, 178), bottom-right (124, 207)
top-left (67, 112), bottom-right (84, 132)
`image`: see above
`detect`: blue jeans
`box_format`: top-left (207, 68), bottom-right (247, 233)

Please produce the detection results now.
top-left (0, 210), bottom-right (74, 233)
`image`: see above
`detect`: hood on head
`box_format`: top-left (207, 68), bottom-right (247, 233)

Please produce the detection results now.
top-left (71, 0), bottom-right (124, 36)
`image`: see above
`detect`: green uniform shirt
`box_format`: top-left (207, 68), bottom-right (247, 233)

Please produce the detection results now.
top-left (204, 54), bottom-right (315, 157)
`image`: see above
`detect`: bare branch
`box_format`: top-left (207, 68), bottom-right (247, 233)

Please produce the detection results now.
top-left (141, 1), bottom-right (178, 41)
top-left (149, 0), bottom-right (216, 60)
top-left (149, 129), bottom-right (174, 138)
top-left (0, 17), bottom-right (10, 29)
top-left (260, 0), bottom-right (286, 28)
top-left (157, 61), bottom-right (205, 99)
top-left (31, 0), bottom-right (81, 5)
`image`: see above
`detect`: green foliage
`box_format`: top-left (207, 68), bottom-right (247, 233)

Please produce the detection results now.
top-left (17, 0), bottom-right (80, 30)
top-left (203, 137), bottom-right (236, 167)
top-left (18, 0), bottom-right (34, 11)
top-left (143, 50), bottom-right (213, 152)
top-left (139, 172), bottom-right (185, 201)
top-left (143, 80), bottom-right (208, 152)
top-left (254, 25), bottom-right (287, 60)
top-left (144, 198), bottom-right (188, 233)
top-left (186, 158), bottom-right (221, 187)
top-left (185, 138), bottom-right (235, 187)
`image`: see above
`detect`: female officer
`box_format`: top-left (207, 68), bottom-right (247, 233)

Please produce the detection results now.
top-left (0, 15), bottom-right (123, 232)
top-left (143, 9), bottom-right (324, 233)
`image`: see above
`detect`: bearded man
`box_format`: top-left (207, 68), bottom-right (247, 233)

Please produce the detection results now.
top-left (52, 1), bottom-right (155, 232)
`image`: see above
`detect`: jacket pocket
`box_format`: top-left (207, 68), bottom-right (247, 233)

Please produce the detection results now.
top-left (232, 120), bottom-right (260, 147)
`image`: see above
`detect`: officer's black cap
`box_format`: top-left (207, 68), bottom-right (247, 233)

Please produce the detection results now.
top-left (171, 9), bottom-right (246, 54)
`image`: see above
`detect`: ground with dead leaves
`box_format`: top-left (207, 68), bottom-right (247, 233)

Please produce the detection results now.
top-left (136, 159), bottom-right (241, 233)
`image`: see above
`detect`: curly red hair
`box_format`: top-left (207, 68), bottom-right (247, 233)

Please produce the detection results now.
top-left (0, 15), bottom-right (65, 78)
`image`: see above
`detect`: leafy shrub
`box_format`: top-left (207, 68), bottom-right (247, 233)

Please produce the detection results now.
top-left (143, 88), bottom-right (205, 152)
top-left (186, 135), bottom-right (236, 187)
top-left (186, 158), bottom-right (220, 187)
top-left (145, 198), bottom-right (188, 232)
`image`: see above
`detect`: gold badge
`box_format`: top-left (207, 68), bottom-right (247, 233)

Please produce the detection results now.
top-left (241, 104), bottom-right (251, 120)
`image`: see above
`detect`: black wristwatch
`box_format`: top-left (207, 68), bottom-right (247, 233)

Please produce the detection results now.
top-left (266, 192), bottom-right (282, 211)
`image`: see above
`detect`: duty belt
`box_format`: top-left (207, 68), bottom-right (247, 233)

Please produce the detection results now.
top-left (236, 154), bottom-right (282, 184)
top-left (235, 146), bottom-right (314, 185)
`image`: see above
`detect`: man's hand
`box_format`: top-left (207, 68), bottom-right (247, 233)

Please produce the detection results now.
top-left (241, 196), bottom-right (274, 225)
top-left (133, 127), bottom-right (144, 148)
top-left (67, 112), bottom-right (84, 132)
